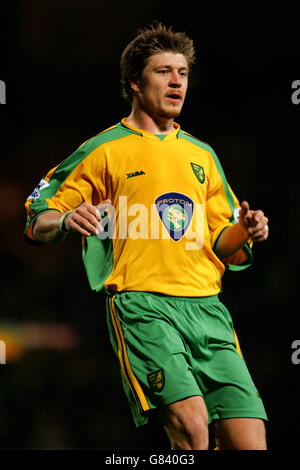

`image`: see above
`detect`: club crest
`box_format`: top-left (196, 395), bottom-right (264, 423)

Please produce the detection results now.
top-left (191, 162), bottom-right (205, 184)
top-left (154, 192), bottom-right (194, 241)
top-left (147, 369), bottom-right (165, 392)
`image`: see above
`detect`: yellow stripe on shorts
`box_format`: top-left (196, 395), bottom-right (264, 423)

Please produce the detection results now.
top-left (233, 329), bottom-right (243, 358)
top-left (108, 296), bottom-right (150, 414)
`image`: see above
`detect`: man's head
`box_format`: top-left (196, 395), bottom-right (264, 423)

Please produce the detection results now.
top-left (120, 23), bottom-right (196, 114)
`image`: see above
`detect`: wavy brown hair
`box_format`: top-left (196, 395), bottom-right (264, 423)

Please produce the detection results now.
top-left (120, 23), bottom-right (196, 102)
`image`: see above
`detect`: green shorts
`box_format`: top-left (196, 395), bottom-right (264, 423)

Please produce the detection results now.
top-left (106, 291), bottom-right (267, 427)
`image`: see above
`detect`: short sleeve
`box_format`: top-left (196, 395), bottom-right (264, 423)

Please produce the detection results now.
top-left (23, 140), bottom-right (108, 244)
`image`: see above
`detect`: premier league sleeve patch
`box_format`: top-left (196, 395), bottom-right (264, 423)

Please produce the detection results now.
top-left (27, 178), bottom-right (50, 200)
top-left (154, 192), bottom-right (194, 241)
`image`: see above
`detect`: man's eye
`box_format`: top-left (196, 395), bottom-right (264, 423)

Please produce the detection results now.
top-left (158, 70), bottom-right (168, 74)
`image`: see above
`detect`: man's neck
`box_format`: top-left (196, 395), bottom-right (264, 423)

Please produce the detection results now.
top-left (126, 108), bottom-right (175, 135)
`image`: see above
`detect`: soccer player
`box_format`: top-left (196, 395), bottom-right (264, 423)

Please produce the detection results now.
top-left (24, 23), bottom-right (269, 450)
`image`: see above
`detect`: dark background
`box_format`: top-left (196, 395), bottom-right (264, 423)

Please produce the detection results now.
top-left (0, 0), bottom-right (299, 451)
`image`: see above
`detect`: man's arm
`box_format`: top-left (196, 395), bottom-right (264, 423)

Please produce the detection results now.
top-left (215, 201), bottom-right (269, 259)
top-left (33, 211), bottom-right (69, 245)
top-left (33, 200), bottom-right (111, 245)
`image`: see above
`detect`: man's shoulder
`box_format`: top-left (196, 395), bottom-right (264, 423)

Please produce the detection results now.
top-left (78, 121), bottom-right (132, 153)
top-left (179, 129), bottom-right (216, 155)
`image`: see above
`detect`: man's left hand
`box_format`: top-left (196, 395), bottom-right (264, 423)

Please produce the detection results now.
top-left (239, 201), bottom-right (269, 242)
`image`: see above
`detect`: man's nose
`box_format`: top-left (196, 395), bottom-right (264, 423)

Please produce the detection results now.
top-left (169, 71), bottom-right (182, 87)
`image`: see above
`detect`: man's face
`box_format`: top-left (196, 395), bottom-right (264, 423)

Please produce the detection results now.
top-left (131, 51), bottom-right (189, 120)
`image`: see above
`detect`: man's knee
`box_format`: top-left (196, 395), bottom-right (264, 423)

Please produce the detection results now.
top-left (166, 410), bottom-right (209, 450)
top-left (213, 418), bottom-right (267, 450)
top-left (158, 396), bottom-right (209, 450)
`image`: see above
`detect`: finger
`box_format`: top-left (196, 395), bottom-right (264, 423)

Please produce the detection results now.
top-left (248, 216), bottom-right (269, 234)
top-left (252, 230), bottom-right (269, 242)
top-left (68, 219), bottom-right (94, 237)
top-left (97, 199), bottom-right (113, 216)
top-left (87, 204), bottom-right (102, 221)
top-left (97, 199), bottom-right (112, 210)
top-left (250, 224), bottom-right (269, 241)
top-left (76, 206), bottom-right (102, 229)
top-left (70, 213), bottom-right (101, 236)
top-left (78, 204), bottom-right (102, 223)
top-left (74, 202), bottom-right (103, 222)
top-left (240, 201), bottom-right (249, 216)
top-left (240, 201), bottom-right (255, 226)
top-left (246, 211), bottom-right (267, 228)
top-left (98, 198), bottom-right (112, 205)
top-left (253, 210), bottom-right (265, 223)
top-left (241, 200), bottom-right (249, 210)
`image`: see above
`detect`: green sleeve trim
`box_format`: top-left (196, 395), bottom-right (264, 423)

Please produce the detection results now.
top-left (22, 209), bottom-right (61, 245)
top-left (226, 242), bottom-right (254, 271)
top-left (213, 226), bottom-right (253, 271)
top-left (213, 226), bottom-right (231, 254)
top-left (58, 211), bottom-right (72, 233)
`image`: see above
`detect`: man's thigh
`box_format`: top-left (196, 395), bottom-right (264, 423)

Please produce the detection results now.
top-left (212, 417), bottom-right (267, 450)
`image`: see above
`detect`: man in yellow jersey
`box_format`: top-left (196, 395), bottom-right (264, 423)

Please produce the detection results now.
top-left (24, 23), bottom-right (269, 450)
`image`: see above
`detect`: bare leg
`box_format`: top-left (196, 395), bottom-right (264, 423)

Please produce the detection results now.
top-left (157, 396), bottom-right (209, 450)
top-left (212, 417), bottom-right (267, 450)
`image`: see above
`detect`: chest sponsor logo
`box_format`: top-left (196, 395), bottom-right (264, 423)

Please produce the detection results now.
top-left (154, 192), bottom-right (194, 241)
top-left (191, 162), bottom-right (205, 184)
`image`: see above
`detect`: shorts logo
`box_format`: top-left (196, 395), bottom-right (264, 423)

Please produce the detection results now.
top-left (191, 162), bottom-right (205, 184)
top-left (147, 369), bottom-right (165, 392)
top-left (27, 178), bottom-right (50, 200)
top-left (154, 192), bottom-right (194, 241)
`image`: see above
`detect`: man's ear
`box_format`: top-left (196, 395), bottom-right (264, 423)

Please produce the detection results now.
top-left (130, 81), bottom-right (140, 93)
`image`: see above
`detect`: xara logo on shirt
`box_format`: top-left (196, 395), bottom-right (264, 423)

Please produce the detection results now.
top-left (154, 192), bottom-right (194, 241)
top-left (126, 170), bottom-right (145, 179)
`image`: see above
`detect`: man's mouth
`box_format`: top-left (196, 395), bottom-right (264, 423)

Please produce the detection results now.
top-left (166, 93), bottom-right (182, 102)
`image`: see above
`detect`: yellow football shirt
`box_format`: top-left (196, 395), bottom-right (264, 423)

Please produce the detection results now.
top-left (24, 118), bottom-right (252, 296)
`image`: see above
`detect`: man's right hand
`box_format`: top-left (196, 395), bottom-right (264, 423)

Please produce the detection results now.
top-left (64, 199), bottom-right (112, 237)
top-left (33, 199), bottom-right (112, 245)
